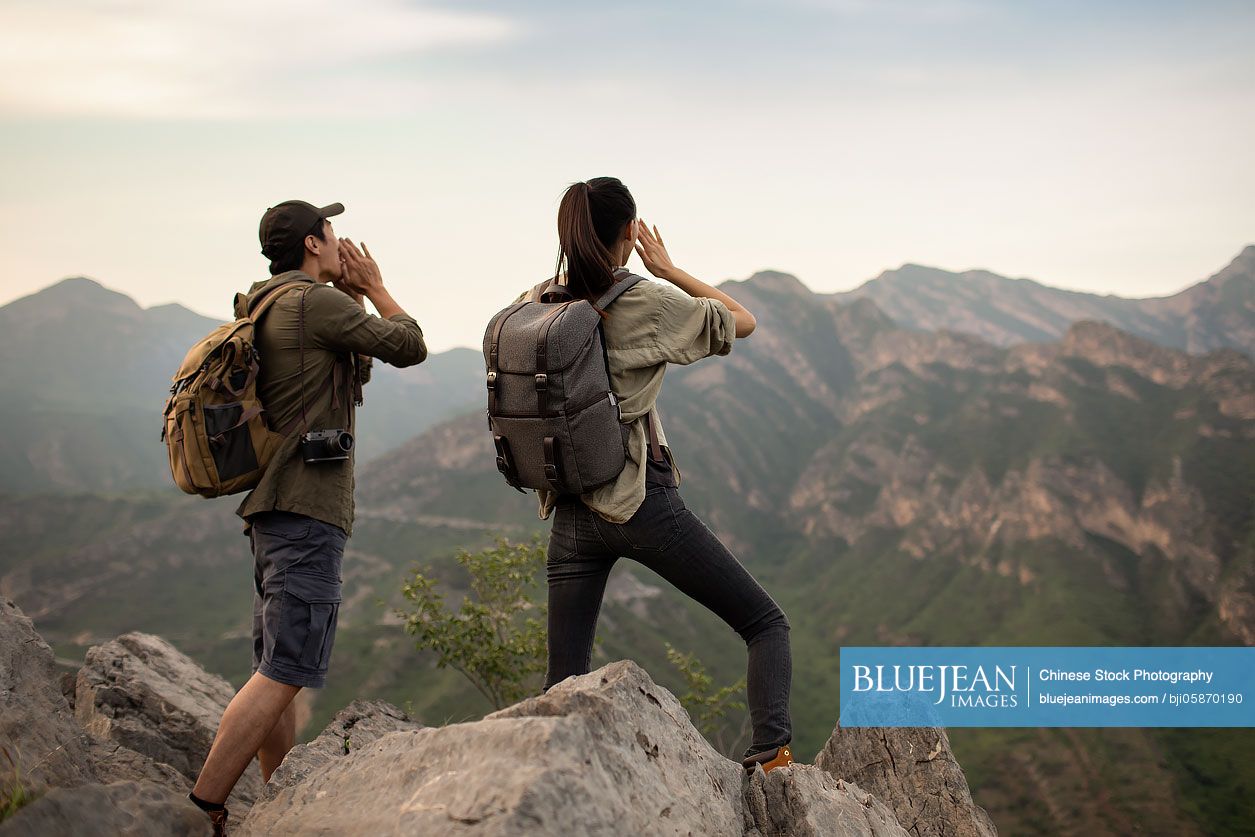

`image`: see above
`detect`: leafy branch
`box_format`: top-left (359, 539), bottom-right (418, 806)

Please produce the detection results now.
top-left (398, 535), bottom-right (549, 711)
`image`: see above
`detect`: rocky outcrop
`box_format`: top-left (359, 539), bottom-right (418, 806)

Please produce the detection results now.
top-left (243, 661), bottom-right (753, 835)
top-left (243, 661), bottom-right (933, 837)
top-left (3, 597), bottom-right (994, 836)
top-left (74, 632), bottom-right (262, 812)
top-left (260, 699), bottom-right (423, 803)
top-left (816, 727), bottom-right (997, 837)
top-left (0, 600), bottom-right (213, 833)
top-left (0, 600), bottom-right (268, 833)
top-left (0, 598), bottom-right (96, 791)
top-left (0, 780), bottom-right (208, 837)
top-left (744, 765), bottom-right (908, 837)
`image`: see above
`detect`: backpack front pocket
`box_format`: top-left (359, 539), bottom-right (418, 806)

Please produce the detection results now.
top-left (203, 402), bottom-right (260, 481)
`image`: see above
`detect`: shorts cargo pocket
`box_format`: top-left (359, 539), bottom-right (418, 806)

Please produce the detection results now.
top-left (276, 570), bottom-right (342, 672)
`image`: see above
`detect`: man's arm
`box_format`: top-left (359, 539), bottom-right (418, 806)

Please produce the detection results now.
top-left (307, 239), bottom-right (427, 367)
top-left (330, 274), bottom-right (376, 385)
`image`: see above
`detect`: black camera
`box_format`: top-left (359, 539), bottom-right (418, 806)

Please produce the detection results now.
top-left (300, 429), bottom-right (354, 463)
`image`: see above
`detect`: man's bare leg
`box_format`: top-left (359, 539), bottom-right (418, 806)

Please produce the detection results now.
top-left (258, 700), bottom-right (297, 781)
top-left (192, 672), bottom-right (301, 804)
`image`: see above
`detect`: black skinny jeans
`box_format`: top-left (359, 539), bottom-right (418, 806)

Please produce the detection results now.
top-left (544, 483), bottom-right (792, 759)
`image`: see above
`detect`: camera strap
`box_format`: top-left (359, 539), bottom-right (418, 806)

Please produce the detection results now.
top-left (277, 286), bottom-right (345, 438)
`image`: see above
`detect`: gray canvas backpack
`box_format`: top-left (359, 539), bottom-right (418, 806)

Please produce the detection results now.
top-left (483, 268), bottom-right (661, 494)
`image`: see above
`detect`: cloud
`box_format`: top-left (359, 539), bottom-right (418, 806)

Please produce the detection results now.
top-left (0, 0), bottom-right (518, 118)
top-left (777, 0), bottom-right (994, 22)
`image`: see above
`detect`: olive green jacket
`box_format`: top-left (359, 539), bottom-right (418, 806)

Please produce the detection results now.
top-left (514, 272), bottom-right (736, 523)
top-left (235, 271), bottom-right (427, 535)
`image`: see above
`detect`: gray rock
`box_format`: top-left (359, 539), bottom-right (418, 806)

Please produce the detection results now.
top-left (87, 738), bottom-right (191, 792)
top-left (815, 727), bottom-right (997, 837)
top-left (261, 699), bottom-right (422, 802)
top-left (743, 766), bottom-right (908, 837)
top-left (74, 632), bottom-right (261, 812)
top-left (0, 780), bottom-right (209, 836)
top-left (243, 660), bottom-right (752, 836)
top-left (0, 597), bottom-right (96, 791)
top-left (244, 661), bottom-right (916, 836)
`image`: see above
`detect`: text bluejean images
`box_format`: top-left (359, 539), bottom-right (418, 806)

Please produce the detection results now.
top-left (839, 647), bottom-right (1255, 727)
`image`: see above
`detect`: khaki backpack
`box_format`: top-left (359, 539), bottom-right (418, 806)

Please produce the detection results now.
top-left (161, 281), bottom-right (334, 497)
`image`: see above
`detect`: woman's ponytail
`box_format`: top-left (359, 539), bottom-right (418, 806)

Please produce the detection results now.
top-left (554, 177), bottom-right (636, 304)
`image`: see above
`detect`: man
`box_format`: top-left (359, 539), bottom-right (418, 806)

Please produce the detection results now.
top-left (187, 200), bottom-right (427, 833)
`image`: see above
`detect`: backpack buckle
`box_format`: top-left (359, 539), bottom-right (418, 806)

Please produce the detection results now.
top-left (534, 373), bottom-right (548, 392)
top-left (486, 371), bottom-right (497, 391)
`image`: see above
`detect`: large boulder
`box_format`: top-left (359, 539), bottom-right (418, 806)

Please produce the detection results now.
top-left (260, 699), bottom-right (423, 803)
top-left (816, 727), bottom-right (997, 837)
top-left (86, 737), bottom-right (192, 792)
top-left (0, 597), bottom-right (96, 791)
top-left (244, 661), bottom-right (922, 836)
top-left (0, 780), bottom-right (208, 837)
top-left (74, 632), bottom-right (261, 812)
top-left (243, 660), bottom-right (753, 835)
top-left (743, 766), bottom-right (908, 837)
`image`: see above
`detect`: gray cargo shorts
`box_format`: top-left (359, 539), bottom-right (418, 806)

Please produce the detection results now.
top-left (248, 511), bottom-right (346, 689)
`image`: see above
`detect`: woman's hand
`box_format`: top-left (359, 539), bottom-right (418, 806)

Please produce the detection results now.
top-left (633, 219), bottom-right (678, 282)
top-left (633, 219), bottom-right (758, 338)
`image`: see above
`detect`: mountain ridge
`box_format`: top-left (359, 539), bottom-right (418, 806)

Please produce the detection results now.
top-left (4, 259), bottom-right (1255, 834)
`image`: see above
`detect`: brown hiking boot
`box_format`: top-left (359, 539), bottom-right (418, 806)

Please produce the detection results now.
top-left (741, 744), bottom-right (794, 774)
top-left (205, 807), bottom-right (229, 836)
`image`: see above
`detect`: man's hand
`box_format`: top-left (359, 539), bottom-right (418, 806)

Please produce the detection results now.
top-left (339, 238), bottom-right (385, 297)
top-left (337, 238), bottom-right (408, 321)
top-left (333, 256), bottom-right (364, 305)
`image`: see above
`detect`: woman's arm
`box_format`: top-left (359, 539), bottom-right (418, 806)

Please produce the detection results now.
top-left (633, 220), bottom-right (757, 338)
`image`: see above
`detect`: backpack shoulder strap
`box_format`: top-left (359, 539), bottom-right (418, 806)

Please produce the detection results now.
top-left (246, 281), bottom-right (308, 323)
top-left (594, 269), bottom-right (644, 309)
top-left (646, 407), bottom-right (665, 462)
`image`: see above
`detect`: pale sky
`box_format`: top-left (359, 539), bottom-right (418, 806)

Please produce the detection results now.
top-left (1, 0), bottom-right (1252, 352)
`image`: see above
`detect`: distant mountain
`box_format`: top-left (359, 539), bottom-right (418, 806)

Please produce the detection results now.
top-left (364, 271), bottom-right (1255, 646)
top-left (0, 278), bottom-right (483, 493)
top-left (358, 270), bottom-right (1255, 836)
top-left (6, 252), bottom-right (1255, 834)
top-left (833, 245), bottom-right (1255, 355)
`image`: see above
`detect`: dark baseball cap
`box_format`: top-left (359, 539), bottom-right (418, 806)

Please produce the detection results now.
top-left (259, 200), bottom-right (345, 258)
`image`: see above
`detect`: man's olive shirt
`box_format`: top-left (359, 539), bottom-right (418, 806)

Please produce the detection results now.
top-left (235, 271), bottom-right (427, 535)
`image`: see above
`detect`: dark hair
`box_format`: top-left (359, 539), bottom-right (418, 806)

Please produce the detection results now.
top-left (269, 220), bottom-right (327, 275)
top-left (554, 177), bottom-right (636, 304)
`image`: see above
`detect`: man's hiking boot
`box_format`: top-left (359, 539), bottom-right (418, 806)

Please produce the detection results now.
top-left (741, 744), bottom-right (793, 774)
top-left (206, 807), bottom-right (228, 837)
top-left (188, 797), bottom-right (229, 837)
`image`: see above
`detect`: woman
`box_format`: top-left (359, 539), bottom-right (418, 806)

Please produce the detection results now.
top-left (517, 177), bottom-right (794, 773)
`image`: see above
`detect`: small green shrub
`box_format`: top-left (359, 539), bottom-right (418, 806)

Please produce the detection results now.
top-left (398, 536), bottom-right (548, 711)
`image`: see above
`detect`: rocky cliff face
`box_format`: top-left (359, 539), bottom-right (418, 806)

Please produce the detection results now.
top-left (0, 597), bottom-right (995, 836)
top-left (358, 275), bottom-right (1255, 649)
top-left (833, 245), bottom-right (1255, 355)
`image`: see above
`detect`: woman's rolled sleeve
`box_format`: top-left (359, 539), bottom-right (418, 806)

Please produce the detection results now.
top-left (653, 287), bottom-right (736, 365)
